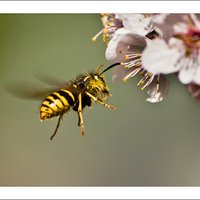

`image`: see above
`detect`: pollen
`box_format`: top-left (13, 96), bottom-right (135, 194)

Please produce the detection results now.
top-left (125, 55), bottom-right (129, 60)
top-left (92, 28), bottom-right (109, 42)
top-left (102, 34), bottom-right (107, 42)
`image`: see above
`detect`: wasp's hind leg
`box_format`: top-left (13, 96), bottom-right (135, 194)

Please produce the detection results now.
top-left (50, 114), bottom-right (63, 140)
top-left (77, 113), bottom-right (81, 127)
top-left (85, 92), bottom-right (116, 110)
top-left (78, 93), bottom-right (85, 137)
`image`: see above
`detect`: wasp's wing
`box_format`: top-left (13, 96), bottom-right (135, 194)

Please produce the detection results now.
top-left (33, 72), bottom-right (67, 87)
top-left (5, 80), bottom-right (64, 100)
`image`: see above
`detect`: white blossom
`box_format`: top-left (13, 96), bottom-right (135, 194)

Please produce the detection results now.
top-left (105, 28), bottom-right (168, 103)
top-left (142, 14), bottom-right (200, 85)
top-left (115, 14), bottom-right (153, 36)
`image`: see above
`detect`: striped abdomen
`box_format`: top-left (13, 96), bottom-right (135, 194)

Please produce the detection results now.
top-left (40, 89), bottom-right (75, 120)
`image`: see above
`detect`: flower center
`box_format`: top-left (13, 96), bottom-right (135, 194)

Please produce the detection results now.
top-left (175, 29), bottom-right (200, 55)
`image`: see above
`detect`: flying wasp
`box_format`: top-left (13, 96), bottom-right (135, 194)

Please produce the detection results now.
top-left (6, 63), bottom-right (120, 140)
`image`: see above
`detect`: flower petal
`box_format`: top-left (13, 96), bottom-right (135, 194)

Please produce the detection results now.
top-left (116, 14), bottom-right (153, 36)
top-left (178, 58), bottom-right (197, 84)
top-left (187, 83), bottom-right (200, 102)
top-left (152, 14), bottom-right (169, 24)
top-left (193, 56), bottom-right (200, 85)
top-left (146, 75), bottom-right (168, 103)
top-left (105, 28), bottom-right (146, 62)
top-left (112, 65), bottom-right (135, 82)
top-left (152, 14), bottom-right (190, 41)
top-left (142, 38), bottom-right (181, 75)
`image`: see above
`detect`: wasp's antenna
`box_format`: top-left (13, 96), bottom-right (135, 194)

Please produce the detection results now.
top-left (100, 63), bottom-right (121, 75)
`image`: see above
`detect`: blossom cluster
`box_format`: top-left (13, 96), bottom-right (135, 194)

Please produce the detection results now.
top-left (93, 14), bottom-right (200, 103)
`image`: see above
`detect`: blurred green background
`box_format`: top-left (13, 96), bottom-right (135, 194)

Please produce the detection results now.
top-left (1, 14), bottom-right (200, 186)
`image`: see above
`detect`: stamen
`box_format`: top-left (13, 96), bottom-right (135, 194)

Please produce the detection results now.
top-left (105, 21), bottom-right (111, 26)
top-left (140, 69), bottom-right (146, 75)
top-left (125, 53), bottom-right (141, 60)
top-left (141, 75), bottom-right (155, 90)
top-left (92, 28), bottom-right (109, 42)
top-left (103, 34), bottom-right (107, 42)
top-left (156, 74), bottom-right (160, 91)
top-left (123, 67), bottom-right (142, 81)
top-left (125, 55), bottom-right (129, 60)
top-left (92, 25), bottom-right (121, 42)
top-left (137, 72), bottom-right (152, 86)
top-left (121, 59), bottom-right (142, 68)
top-left (92, 29), bottom-right (105, 42)
top-left (121, 62), bottom-right (134, 68)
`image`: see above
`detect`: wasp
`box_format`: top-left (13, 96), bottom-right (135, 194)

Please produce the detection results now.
top-left (6, 63), bottom-right (120, 140)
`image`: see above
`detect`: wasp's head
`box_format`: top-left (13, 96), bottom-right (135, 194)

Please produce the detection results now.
top-left (81, 63), bottom-right (120, 99)
top-left (84, 72), bottom-right (110, 99)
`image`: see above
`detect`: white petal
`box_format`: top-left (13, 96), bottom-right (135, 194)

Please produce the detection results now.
top-left (152, 14), bottom-right (190, 41)
top-left (177, 55), bottom-right (200, 84)
top-left (194, 74), bottom-right (200, 85)
top-left (105, 37), bottom-right (119, 61)
top-left (142, 38), bottom-right (181, 75)
top-left (178, 66), bottom-right (195, 84)
top-left (115, 13), bottom-right (140, 21)
top-left (168, 37), bottom-right (184, 51)
top-left (105, 29), bottom-right (130, 61)
top-left (146, 75), bottom-right (168, 103)
top-left (101, 15), bottom-right (109, 27)
top-left (105, 28), bottom-right (146, 62)
top-left (152, 14), bottom-right (169, 24)
top-left (112, 65), bottom-right (135, 82)
top-left (193, 56), bottom-right (200, 84)
top-left (146, 91), bottom-right (163, 103)
top-left (116, 14), bottom-right (153, 36)
top-left (173, 22), bottom-right (188, 34)
top-left (190, 14), bottom-right (200, 29)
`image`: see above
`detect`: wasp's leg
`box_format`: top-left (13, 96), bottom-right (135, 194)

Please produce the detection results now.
top-left (78, 93), bottom-right (85, 137)
top-left (50, 114), bottom-right (63, 141)
top-left (85, 92), bottom-right (116, 110)
top-left (77, 112), bottom-right (81, 126)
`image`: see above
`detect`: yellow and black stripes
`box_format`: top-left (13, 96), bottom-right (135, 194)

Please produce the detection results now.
top-left (58, 89), bottom-right (75, 104)
top-left (40, 89), bottom-right (75, 120)
top-left (38, 66), bottom-right (118, 139)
